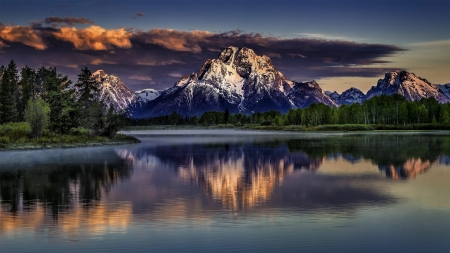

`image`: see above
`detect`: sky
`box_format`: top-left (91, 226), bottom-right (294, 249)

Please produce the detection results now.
top-left (0, 0), bottom-right (450, 93)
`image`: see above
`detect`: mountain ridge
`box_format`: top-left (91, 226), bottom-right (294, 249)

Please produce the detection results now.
top-left (89, 47), bottom-right (450, 117)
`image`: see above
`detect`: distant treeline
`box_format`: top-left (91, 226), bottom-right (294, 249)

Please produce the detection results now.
top-left (130, 94), bottom-right (450, 126)
top-left (0, 60), bottom-right (124, 139)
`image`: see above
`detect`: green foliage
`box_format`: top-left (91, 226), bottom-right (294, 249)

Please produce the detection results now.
top-left (260, 120), bottom-right (272, 126)
top-left (312, 124), bottom-right (374, 131)
top-left (0, 122), bottom-right (32, 142)
top-left (0, 68), bottom-right (18, 123)
top-left (24, 98), bottom-right (50, 138)
top-left (70, 127), bottom-right (90, 136)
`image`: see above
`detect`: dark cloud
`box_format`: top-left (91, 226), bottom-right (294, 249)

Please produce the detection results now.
top-left (133, 12), bottom-right (145, 19)
top-left (0, 23), bottom-right (405, 91)
top-left (31, 16), bottom-right (94, 28)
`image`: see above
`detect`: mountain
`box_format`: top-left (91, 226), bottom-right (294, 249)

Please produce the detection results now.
top-left (337, 87), bottom-right (365, 105)
top-left (325, 91), bottom-right (340, 102)
top-left (136, 46), bottom-right (337, 117)
top-left (288, 81), bottom-right (337, 108)
top-left (436, 83), bottom-right (450, 100)
top-left (138, 47), bottom-right (295, 117)
top-left (364, 70), bottom-right (449, 103)
top-left (92, 70), bottom-right (142, 111)
top-left (135, 88), bottom-right (162, 102)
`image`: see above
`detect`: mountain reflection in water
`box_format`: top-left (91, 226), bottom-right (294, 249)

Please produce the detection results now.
top-left (1, 132), bottom-right (450, 240)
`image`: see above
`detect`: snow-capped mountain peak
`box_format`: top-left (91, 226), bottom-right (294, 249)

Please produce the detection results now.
top-left (365, 70), bottom-right (449, 103)
top-left (91, 70), bottom-right (141, 111)
top-left (338, 87), bottom-right (365, 105)
top-left (136, 46), bottom-right (297, 117)
top-left (135, 88), bottom-right (162, 102)
top-left (325, 91), bottom-right (341, 102)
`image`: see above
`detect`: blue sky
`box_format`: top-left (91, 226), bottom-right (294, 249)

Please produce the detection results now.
top-left (1, 0), bottom-right (449, 92)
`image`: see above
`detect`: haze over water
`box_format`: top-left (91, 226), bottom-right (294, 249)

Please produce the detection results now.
top-left (1, 130), bottom-right (450, 253)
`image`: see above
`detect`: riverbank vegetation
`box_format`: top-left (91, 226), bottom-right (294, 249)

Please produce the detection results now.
top-left (0, 61), bottom-right (136, 150)
top-left (128, 93), bottom-right (450, 131)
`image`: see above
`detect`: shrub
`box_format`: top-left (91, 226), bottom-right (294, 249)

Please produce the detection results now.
top-left (260, 120), bottom-right (272, 126)
top-left (70, 127), bottom-right (90, 136)
top-left (283, 125), bottom-right (307, 131)
top-left (313, 124), bottom-right (374, 131)
top-left (24, 98), bottom-right (50, 138)
top-left (0, 122), bottom-right (32, 140)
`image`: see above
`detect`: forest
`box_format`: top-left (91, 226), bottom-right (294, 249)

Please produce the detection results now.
top-left (0, 60), bottom-right (128, 147)
top-left (130, 93), bottom-right (450, 129)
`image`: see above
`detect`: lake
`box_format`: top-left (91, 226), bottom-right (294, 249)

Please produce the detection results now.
top-left (1, 130), bottom-right (450, 253)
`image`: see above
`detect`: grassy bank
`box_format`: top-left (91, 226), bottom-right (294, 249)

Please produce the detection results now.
top-left (0, 122), bottom-right (140, 151)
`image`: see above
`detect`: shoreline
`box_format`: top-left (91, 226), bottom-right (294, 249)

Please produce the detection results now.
top-left (121, 124), bottom-right (450, 132)
top-left (0, 135), bottom-right (141, 151)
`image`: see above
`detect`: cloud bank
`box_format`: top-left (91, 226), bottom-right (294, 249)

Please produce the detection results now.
top-left (0, 17), bottom-right (405, 91)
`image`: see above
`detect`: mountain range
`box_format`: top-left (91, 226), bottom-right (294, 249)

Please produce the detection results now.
top-left (91, 46), bottom-right (450, 118)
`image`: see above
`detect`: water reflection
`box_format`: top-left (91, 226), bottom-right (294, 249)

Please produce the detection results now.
top-left (2, 133), bottom-right (450, 236)
top-left (0, 147), bottom-right (133, 236)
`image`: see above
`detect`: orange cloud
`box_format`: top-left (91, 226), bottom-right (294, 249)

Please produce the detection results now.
top-left (53, 25), bottom-right (132, 50)
top-left (91, 58), bottom-right (117, 65)
top-left (129, 75), bottom-right (152, 81)
top-left (0, 23), bottom-right (47, 50)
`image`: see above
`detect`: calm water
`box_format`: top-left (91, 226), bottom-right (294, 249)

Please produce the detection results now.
top-left (1, 130), bottom-right (450, 253)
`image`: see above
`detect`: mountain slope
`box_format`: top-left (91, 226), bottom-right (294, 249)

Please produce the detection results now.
top-left (135, 88), bottom-right (162, 102)
top-left (288, 81), bottom-right (337, 108)
top-left (337, 87), bottom-right (365, 105)
top-left (436, 83), bottom-right (450, 100)
top-left (138, 47), bottom-right (301, 117)
top-left (365, 70), bottom-right (449, 103)
top-left (92, 70), bottom-right (141, 111)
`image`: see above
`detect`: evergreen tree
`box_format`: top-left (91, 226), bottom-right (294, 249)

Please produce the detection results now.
top-left (75, 67), bottom-right (101, 129)
top-left (0, 70), bottom-right (18, 123)
top-left (6, 61), bottom-right (21, 120)
top-left (42, 68), bottom-right (77, 133)
top-left (75, 67), bottom-right (98, 103)
top-left (439, 105), bottom-right (450, 123)
top-left (20, 66), bottom-right (36, 119)
top-left (224, 108), bottom-right (230, 124)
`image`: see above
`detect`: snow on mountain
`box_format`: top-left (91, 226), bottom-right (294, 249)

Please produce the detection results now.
top-left (364, 70), bottom-right (449, 103)
top-left (337, 87), bottom-right (365, 105)
top-left (436, 83), bottom-right (450, 100)
top-left (92, 70), bottom-right (142, 111)
top-left (135, 88), bottom-right (162, 102)
top-left (325, 91), bottom-right (340, 103)
top-left (137, 46), bottom-right (298, 117)
top-left (288, 81), bottom-right (337, 108)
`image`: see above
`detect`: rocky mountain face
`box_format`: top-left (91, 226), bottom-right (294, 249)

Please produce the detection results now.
top-left (137, 47), bottom-right (298, 117)
top-left (91, 48), bottom-right (450, 117)
top-left (436, 83), bottom-right (450, 100)
top-left (325, 91), bottom-right (340, 102)
top-left (364, 70), bottom-right (449, 103)
top-left (135, 88), bottom-right (162, 102)
top-left (288, 81), bottom-right (337, 108)
top-left (92, 70), bottom-right (142, 112)
top-left (337, 87), bottom-right (365, 105)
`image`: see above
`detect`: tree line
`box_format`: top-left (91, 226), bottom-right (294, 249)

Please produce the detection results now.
top-left (0, 60), bottom-right (124, 138)
top-left (130, 94), bottom-right (450, 126)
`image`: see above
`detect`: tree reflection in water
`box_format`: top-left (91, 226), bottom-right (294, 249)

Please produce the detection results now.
top-left (0, 147), bottom-right (132, 218)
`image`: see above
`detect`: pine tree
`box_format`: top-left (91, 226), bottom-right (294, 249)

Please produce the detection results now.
top-left (224, 108), bottom-right (230, 124)
top-left (42, 68), bottom-right (77, 133)
top-left (75, 67), bottom-right (98, 103)
top-left (75, 67), bottom-right (101, 129)
top-left (6, 61), bottom-right (21, 120)
top-left (20, 66), bottom-right (36, 119)
top-left (0, 70), bottom-right (18, 123)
